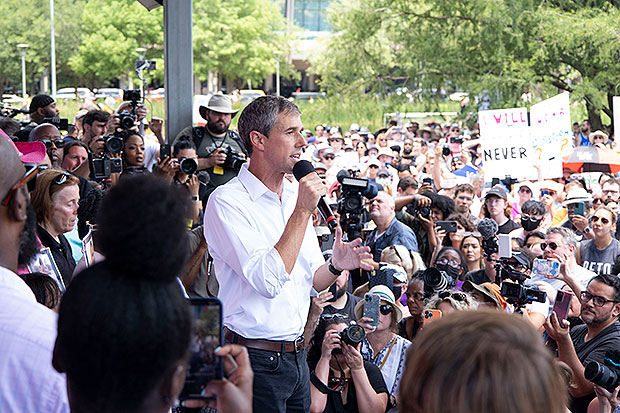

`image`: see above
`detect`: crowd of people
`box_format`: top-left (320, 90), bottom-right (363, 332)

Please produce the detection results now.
top-left (1, 91), bottom-right (620, 413)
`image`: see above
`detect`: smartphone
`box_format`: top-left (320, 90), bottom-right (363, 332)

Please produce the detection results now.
top-left (572, 202), bottom-right (585, 216)
top-left (436, 221), bottom-right (458, 233)
top-left (552, 290), bottom-right (573, 321)
top-left (541, 189), bottom-right (550, 197)
top-left (160, 144), bottom-right (171, 160)
top-left (498, 234), bottom-right (512, 258)
top-left (532, 258), bottom-right (561, 279)
top-left (423, 309), bottom-right (442, 326)
top-left (363, 293), bottom-right (381, 326)
top-left (179, 298), bottom-right (223, 401)
top-left (326, 282), bottom-right (338, 303)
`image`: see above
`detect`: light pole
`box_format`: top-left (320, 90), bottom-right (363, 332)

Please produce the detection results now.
top-left (50, 0), bottom-right (57, 98)
top-left (136, 47), bottom-right (147, 99)
top-left (274, 50), bottom-right (282, 96)
top-left (17, 44), bottom-right (29, 101)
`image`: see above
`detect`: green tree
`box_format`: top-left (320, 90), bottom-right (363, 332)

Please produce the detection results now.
top-left (68, 0), bottom-right (163, 88)
top-left (193, 0), bottom-right (295, 90)
top-left (313, 0), bottom-right (620, 127)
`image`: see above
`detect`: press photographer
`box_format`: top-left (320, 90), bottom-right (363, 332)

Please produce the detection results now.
top-left (173, 94), bottom-right (248, 200)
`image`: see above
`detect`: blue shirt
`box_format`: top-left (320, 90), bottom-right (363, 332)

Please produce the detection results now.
top-left (365, 217), bottom-right (419, 261)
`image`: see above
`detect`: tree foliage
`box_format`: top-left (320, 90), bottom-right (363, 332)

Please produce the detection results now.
top-left (313, 0), bottom-right (620, 126)
top-left (193, 0), bottom-right (294, 88)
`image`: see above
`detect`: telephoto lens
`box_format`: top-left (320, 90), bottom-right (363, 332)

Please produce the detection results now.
top-left (339, 324), bottom-right (365, 346)
top-left (585, 360), bottom-right (620, 392)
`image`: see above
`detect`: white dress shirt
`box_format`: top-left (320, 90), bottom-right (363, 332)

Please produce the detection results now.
top-left (205, 163), bottom-right (325, 341)
top-left (0, 266), bottom-right (69, 412)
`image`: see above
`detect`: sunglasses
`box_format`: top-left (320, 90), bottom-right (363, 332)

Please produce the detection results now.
top-left (540, 242), bottom-right (559, 251)
top-left (519, 187), bottom-right (532, 193)
top-left (320, 313), bottom-right (349, 321)
top-left (368, 165), bottom-right (379, 169)
top-left (324, 155), bottom-right (335, 160)
top-left (462, 231), bottom-right (482, 238)
top-left (380, 304), bottom-right (393, 315)
top-left (38, 138), bottom-right (65, 149)
top-left (591, 216), bottom-right (610, 224)
top-left (580, 291), bottom-right (618, 307)
top-left (1, 164), bottom-right (41, 206)
top-left (521, 214), bottom-right (543, 221)
top-left (438, 291), bottom-right (467, 301)
top-left (49, 172), bottom-right (71, 194)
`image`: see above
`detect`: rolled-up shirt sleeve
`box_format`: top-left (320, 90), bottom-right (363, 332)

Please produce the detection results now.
top-left (205, 190), bottom-right (291, 299)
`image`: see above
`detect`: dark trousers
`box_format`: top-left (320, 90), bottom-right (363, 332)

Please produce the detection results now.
top-left (246, 347), bottom-right (310, 413)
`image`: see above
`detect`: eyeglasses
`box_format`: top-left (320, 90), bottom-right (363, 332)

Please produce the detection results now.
top-left (580, 291), bottom-right (618, 307)
top-left (368, 165), bottom-right (379, 169)
top-left (485, 198), bottom-right (504, 204)
top-left (438, 291), bottom-right (467, 301)
top-left (591, 216), bottom-right (610, 224)
top-left (456, 195), bottom-right (473, 202)
top-left (602, 189), bottom-right (619, 194)
top-left (1, 164), bottom-right (41, 207)
top-left (324, 155), bottom-right (335, 160)
top-left (379, 304), bottom-right (393, 315)
top-left (540, 242), bottom-right (559, 251)
top-left (518, 187), bottom-right (532, 193)
top-left (521, 214), bottom-right (543, 221)
top-left (436, 257), bottom-right (461, 269)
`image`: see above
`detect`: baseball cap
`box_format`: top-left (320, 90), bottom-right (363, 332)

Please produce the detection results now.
top-left (484, 186), bottom-right (507, 200)
top-left (1, 128), bottom-right (46, 163)
top-left (377, 147), bottom-right (394, 158)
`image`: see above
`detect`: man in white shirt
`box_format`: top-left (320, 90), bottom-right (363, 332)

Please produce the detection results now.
top-left (0, 135), bottom-right (69, 412)
top-left (205, 96), bottom-right (372, 412)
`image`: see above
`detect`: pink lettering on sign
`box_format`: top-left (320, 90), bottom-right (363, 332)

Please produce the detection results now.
top-left (490, 111), bottom-right (528, 125)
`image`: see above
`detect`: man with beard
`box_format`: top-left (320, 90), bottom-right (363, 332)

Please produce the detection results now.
top-left (29, 123), bottom-right (64, 167)
top-left (321, 270), bottom-right (361, 321)
top-left (544, 274), bottom-right (620, 413)
top-left (0, 135), bottom-right (69, 411)
top-left (15, 94), bottom-right (60, 142)
top-left (174, 94), bottom-right (247, 200)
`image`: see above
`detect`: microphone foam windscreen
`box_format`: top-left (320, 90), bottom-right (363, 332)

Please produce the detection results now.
top-left (293, 160), bottom-right (315, 181)
top-left (477, 218), bottom-right (499, 238)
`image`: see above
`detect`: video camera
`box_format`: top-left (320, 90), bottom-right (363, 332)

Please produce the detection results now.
top-left (477, 218), bottom-right (546, 308)
top-left (117, 89), bottom-right (141, 130)
top-left (336, 170), bottom-right (378, 241)
top-left (43, 116), bottom-right (70, 131)
top-left (90, 154), bottom-right (122, 181)
top-left (585, 350), bottom-right (620, 392)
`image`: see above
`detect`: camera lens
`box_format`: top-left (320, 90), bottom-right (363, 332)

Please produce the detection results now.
top-left (119, 113), bottom-right (135, 130)
top-left (340, 325), bottom-right (365, 346)
top-left (180, 158), bottom-right (198, 175)
top-left (585, 361), bottom-right (619, 390)
top-left (105, 136), bottom-right (124, 154)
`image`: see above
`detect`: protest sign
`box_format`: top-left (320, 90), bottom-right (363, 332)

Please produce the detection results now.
top-left (530, 92), bottom-right (572, 179)
top-left (614, 96), bottom-right (620, 146)
top-left (479, 107), bottom-right (534, 181)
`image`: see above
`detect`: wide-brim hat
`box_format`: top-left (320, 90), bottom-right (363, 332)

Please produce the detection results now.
top-left (377, 147), bottom-right (394, 158)
top-left (462, 281), bottom-right (507, 310)
top-left (563, 187), bottom-right (592, 206)
top-left (199, 94), bottom-right (239, 120)
top-left (354, 284), bottom-right (403, 323)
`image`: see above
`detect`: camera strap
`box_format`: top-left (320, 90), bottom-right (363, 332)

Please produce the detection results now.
top-left (378, 336), bottom-right (397, 371)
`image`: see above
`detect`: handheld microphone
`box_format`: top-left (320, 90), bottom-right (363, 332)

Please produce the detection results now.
top-left (293, 160), bottom-right (338, 230)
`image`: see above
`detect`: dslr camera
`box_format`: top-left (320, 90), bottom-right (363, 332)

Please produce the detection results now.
top-left (585, 350), bottom-right (620, 392)
top-left (421, 267), bottom-right (455, 296)
top-left (333, 324), bottom-right (365, 354)
top-left (178, 157), bottom-right (198, 175)
top-left (206, 145), bottom-right (246, 171)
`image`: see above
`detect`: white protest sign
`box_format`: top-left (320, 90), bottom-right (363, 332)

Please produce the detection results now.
top-left (530, 92), bottom-right (572, 179)
top-left (614, 96), bottom-right (620, 145)
top-left (479, 107), bottom-right (534, 181)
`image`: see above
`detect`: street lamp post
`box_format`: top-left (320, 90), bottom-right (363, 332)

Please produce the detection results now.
top-left (50, 0), bottom-right (57, 98)
top-left (136, 47), bottom-right (147, 100)
top-left (274, 50), bottom-right (283, 96)
top-left (17, 44), bottom-right (29, 101)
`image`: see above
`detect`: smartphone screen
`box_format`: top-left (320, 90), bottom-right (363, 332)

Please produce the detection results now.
top-left (363, 293), bottom-right (381, 326)
top-left (179, 298), bottom-right (223, 401)
top-left (552, 290), bottom-right (573, 321)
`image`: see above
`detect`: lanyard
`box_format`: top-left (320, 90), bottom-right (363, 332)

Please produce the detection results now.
top-left (378, 336), bottom-right (397, 371)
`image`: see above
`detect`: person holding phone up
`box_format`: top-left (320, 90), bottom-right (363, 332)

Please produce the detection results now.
top-left (577, 206), bottom-right (620, 276)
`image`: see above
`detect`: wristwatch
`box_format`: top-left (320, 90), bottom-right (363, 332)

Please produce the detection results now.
top-left (191, 195), bottom-right (200, 202)
top-left (328, 259), bottom-right (343, 276)
top-left (583, 227), bottom-right (591, 234)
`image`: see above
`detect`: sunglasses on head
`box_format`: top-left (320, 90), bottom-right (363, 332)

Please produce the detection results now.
top-left (591, 215), bottom-right (610, 224)
top-left (438, 291), bottom-right (467, 301)
top-left (380, 304), bottom-right (393, 315)
top-left (540, 241), bottom-right (559, 251)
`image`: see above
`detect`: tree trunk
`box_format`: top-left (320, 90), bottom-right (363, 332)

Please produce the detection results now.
top-left (586, 97), bottom-right (603, 131)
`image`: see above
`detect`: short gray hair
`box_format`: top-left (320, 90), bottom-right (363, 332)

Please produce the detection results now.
top-left (237, 95), bottom-right (301, 157)
top-left (546, 226), bottom-right (578, 248)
